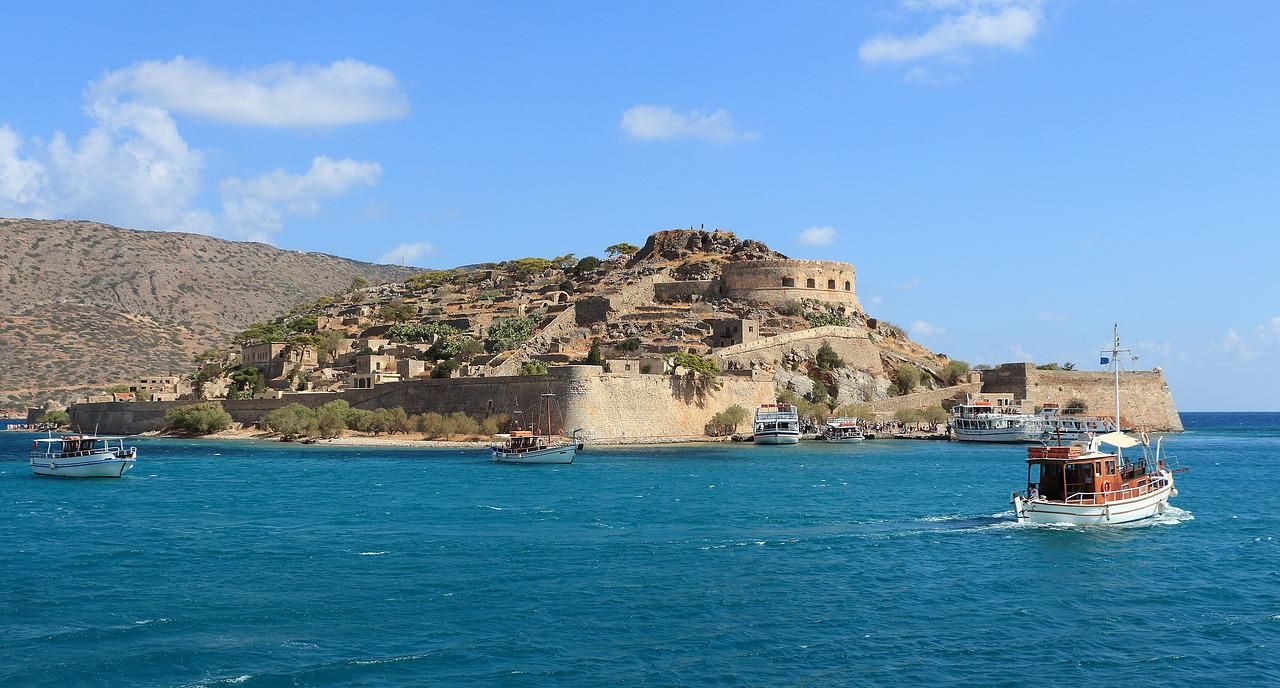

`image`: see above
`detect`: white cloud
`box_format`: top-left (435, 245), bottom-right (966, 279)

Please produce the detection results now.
top-left (859, 1), bottom-right (1044, 65)
top-left (1222, 329), bottom-right (1256, 361)
top-left (620, 105), bottom-right (756, 144)
top-left (798, 226), bottom-right (836, 246)
top-left (219, 156), bottom-right (382, 241)
top-left (1256, 317), bottom-right (1280, 343)
top-left (1037, 311), bottom-right (1070, 322)
top-left (868, 295), bottom-right (885, 306)
top-left (910, 320), bottom-right (945, 337)
top-left (379, 241), bottom-right (436, 265)
top-left (0, 101), bottom-right (207, 231)
top-left (1010, 343), bottom-right (1034, 361)
top-left (91, 57), bottom-right (409, 127)
top-left (0, 58), bottom-right (393, 241)
top-left (896, 276), bottom-right (921, 290)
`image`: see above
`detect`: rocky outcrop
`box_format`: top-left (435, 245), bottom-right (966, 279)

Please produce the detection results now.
top-left (628, 229), bottom-right (785, 266)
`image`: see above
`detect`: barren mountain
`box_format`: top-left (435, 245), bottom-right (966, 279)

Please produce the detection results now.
top-left (0, 218), bottom-right (415, 407)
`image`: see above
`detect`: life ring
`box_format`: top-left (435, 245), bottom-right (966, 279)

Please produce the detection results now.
top-left (1103, 481), bottom-right (1111, 493)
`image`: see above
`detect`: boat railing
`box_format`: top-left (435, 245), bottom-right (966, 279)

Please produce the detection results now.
top-left (29, 448), bottom-right (127, 459)
top-left (1063, 475), bottom-right (1171, 504)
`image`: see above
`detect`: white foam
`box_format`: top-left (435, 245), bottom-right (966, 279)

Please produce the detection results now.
top-left (358, 551), bottom-right (388, 556)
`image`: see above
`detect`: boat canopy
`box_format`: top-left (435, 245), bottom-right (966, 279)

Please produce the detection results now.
top-left (1095, 431), bottom-right (1141, 448)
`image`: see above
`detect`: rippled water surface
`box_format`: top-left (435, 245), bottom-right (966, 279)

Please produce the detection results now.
top-left (1, 413), bottom-right (1277, 686)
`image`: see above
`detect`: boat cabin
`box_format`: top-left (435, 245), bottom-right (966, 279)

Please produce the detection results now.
top-left (1024, 434), bottom-right (1158, 505)
top-left (31, 435), bottom-right (128, 458)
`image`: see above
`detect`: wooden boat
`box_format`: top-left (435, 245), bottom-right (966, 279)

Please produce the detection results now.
top-left (29, 435), bottom-right (137, 478)
top-left (1010, 324), bottom-right (1182, 525)
top-left (490, 393), bottom-right (579, 464)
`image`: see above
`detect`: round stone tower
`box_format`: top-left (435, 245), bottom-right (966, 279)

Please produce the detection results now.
top-left (719, 259), bottom-right (859, 310)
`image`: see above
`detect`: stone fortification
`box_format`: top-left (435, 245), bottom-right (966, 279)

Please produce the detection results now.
top-left (867, 383), bottom-right (983, 417)
top-left (69, 366), bottom-right (777, 441)
top-left (979, 363), bottom-right (1182, 431)
top-left (716, 326), bottom-right (880, 371)
top-left (719, 259), bottom-right (860, 311)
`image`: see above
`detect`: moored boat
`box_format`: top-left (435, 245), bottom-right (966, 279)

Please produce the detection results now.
top-left (823, 417), bottom-right (865, 443)
top-left (29, 435), bottom-right (137, 478)
top-left (753, 404), bottom-right (801, 445)
top-left (1034, 404), bottom-right (1114, 442)
top-left (951, 399), bottom-right (1044, 443)
top-left (490, 393), bottom-right (579, 464)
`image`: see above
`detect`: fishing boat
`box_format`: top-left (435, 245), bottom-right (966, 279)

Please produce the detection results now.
top-left (823, 417), bottom-right (865, 443)
top-left (29, 435), bottom-right (137, 478)
top-left (951, 399), bottom-right (1044, 443)
top-left (753, 403), bottom-right (801, 445)
top-left (1010, 324), bottom-right (1180, 525)
top-left (490, 393), bottom-right (580, 464)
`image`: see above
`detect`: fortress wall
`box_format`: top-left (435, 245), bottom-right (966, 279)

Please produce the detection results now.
top-left (979, 363), bottom-right (1183, 431)
top-left (653, 280), bottom-right (715, 303)
top-left (716, 326), bottom-right (881, 372)
top-left (720, 259), bottom-right (860, 310)
top-left (561, 366), bottom-right (777, 441)
top-left (69, 366), bottom-right (778, 440)
top-left (867, 382), bottom-right (982, 417)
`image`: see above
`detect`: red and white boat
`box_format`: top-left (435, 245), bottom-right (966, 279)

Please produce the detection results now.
top-left (1010, 324), bottom-right (1183, 525)
top-left (1011, 432), bottom-right (1176, 525)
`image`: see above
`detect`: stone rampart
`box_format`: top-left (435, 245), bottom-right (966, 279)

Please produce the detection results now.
top-left (979, 363), bottom-right (1182, 431)
top-left (867, 382), bottom-right (983, 416)
top-left (69, 366), bottom-right (778, 441)
top-left (715, 326), bottom-right (881, 372)
top-left (720, 259), bottom-right (859, 310)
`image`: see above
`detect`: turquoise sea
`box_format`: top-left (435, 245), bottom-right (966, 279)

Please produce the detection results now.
top-left (1, 413), bottom-right (1276, 687)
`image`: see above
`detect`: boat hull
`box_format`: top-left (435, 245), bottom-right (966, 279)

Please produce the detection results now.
top-left (753, 432), bottom-right (800, 445)
top-left (954, 428), bottom-right (1040, 443)
top-left (825, 437), bottom-right (864, 443)
top-left (30, 456), bottom-right (135, 478)
top-left (491, 445), bottom-right (576, 464)
top-left (1013, 475), bottom-right (1175, 525)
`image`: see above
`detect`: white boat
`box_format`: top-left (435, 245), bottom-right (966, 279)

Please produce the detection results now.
top-left (29, 435), bottom-right (137, 478)
top-left (490, 393), bottom-right (579, 464)
top-left (951, 400), bottom-right (1044, 443)
top-left (823, 417), bottom-right (865, 443)
top-left (1011, 432), bottom-right (1177, 525)
top-left (1034, 404), bottom-right (1115, 442)
top-left (1010, 324), bottom-right (1182, 525)
top-left (753, 404), bottom-right (801, 445)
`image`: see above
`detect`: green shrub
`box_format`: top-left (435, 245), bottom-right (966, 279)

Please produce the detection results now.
top-left (164, 403), bottom-right (231, 435)
top-left (923, 406), bottom-right (950, 425)
top-left (815, 342), bottom-right (845, 370)
top-left (262, 404), bottom-right (318, 440)
top-left (520, 360), bottom-right (548, 376)
top-left (315, 400), bottom-right (349, 438)
top-left (481, 413), bottom-right (509, 435)
top-left (616, 337), bottom-right (642, 352)
top-left (37, 409), bottom-right (70, 428)
top-left (486, 316), bottom-right (537, 352)
top-left (943, 360), bottom-right (971, 385)
top-left (585, 339), bottom-right (604, 366)
top-left (893, 365), bottom-right (920, 395)
top-left (387, 322), bottom-right (459, 343)
top-left (432, 360), bottom-right (460, 378)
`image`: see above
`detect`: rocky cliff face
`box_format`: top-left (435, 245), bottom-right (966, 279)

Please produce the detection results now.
top-left (0, 218), bottom-right (415, 405)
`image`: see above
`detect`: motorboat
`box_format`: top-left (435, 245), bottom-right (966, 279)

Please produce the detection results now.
top-left (753, 404), bottom-right (801, 445)
top-left (29, 435), bottom-right (137, 478)
top-left (823, 417), bottom-right (865, 443)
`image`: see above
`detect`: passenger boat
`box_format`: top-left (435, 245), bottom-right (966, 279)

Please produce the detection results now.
top-left (1035, 404), bottom-right (1114, 442)
top-left (1010, 324), bottom-right (1180, 525)
top-left (1012, 432), bottom-right (1176, 524)
top-left (753, 404), bottom-right (801, 445)
top-left (951, 400), bottom-right (1044, 443)
top-left (490, 393), bottom-right (580, 464)
top-left (823, 417), bottom-right (865, 443)
top-left (29, 435), bottom-right (137, 478)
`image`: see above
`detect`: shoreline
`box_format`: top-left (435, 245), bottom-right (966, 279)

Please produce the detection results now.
top-left (134, 427), bottom-right (730, 449)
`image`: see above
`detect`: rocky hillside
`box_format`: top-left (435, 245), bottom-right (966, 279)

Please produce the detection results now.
top-left (0, 218), bottom-right (415, 406)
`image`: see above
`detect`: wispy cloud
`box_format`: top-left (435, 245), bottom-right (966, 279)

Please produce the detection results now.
top-left (1222, 329), bottom-right (1256, 360)
top-left (896, 276), bottom-right (921, 290)
top-left (620, 105), bottom-right (757, 144)
top-left (1037, 311), bottom-right (1070, 322)
top-left (798, 226), bottom-right (836, 246)
top-left (91, 57), bottom-right (409, 127)
top-left (1256, 316), bottom-right (1280, 343)
top-left (859, 1), bottom-right (1045, 67)
top-left (1010, 343), bottom-right (1034, 361)
top-left (868, 295), bottom-right (885, 307)
top-left (219, 156), bottom-right (382, 242)
top-left (379, 241), bottom-right (436, 266)
top-left (911, 320), bottom-right (946, 337)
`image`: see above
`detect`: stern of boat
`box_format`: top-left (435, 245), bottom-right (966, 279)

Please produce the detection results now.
top-left (1011, 492), bottom-right (1028, 522)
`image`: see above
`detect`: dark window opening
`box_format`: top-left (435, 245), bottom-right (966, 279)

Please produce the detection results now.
top-left (827, 279), bottom-right (836, 289)
top-left (806, 278), bottom-right (816, 288)
top-left (844, 281), bottom-right (851, 291)
top-left (781, 277), bottom-right (795, 287)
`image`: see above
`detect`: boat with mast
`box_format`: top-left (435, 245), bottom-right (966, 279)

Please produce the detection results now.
top-left (29, 435), bottom-right (137, 478)
top-left (490, 393), bottom-right (580, 464)
top-left (1010, 324), bottom-right (1180, 525)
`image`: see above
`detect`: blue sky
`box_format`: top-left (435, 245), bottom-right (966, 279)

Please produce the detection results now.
top-left (2, 1), bottom-right (1278, 410)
